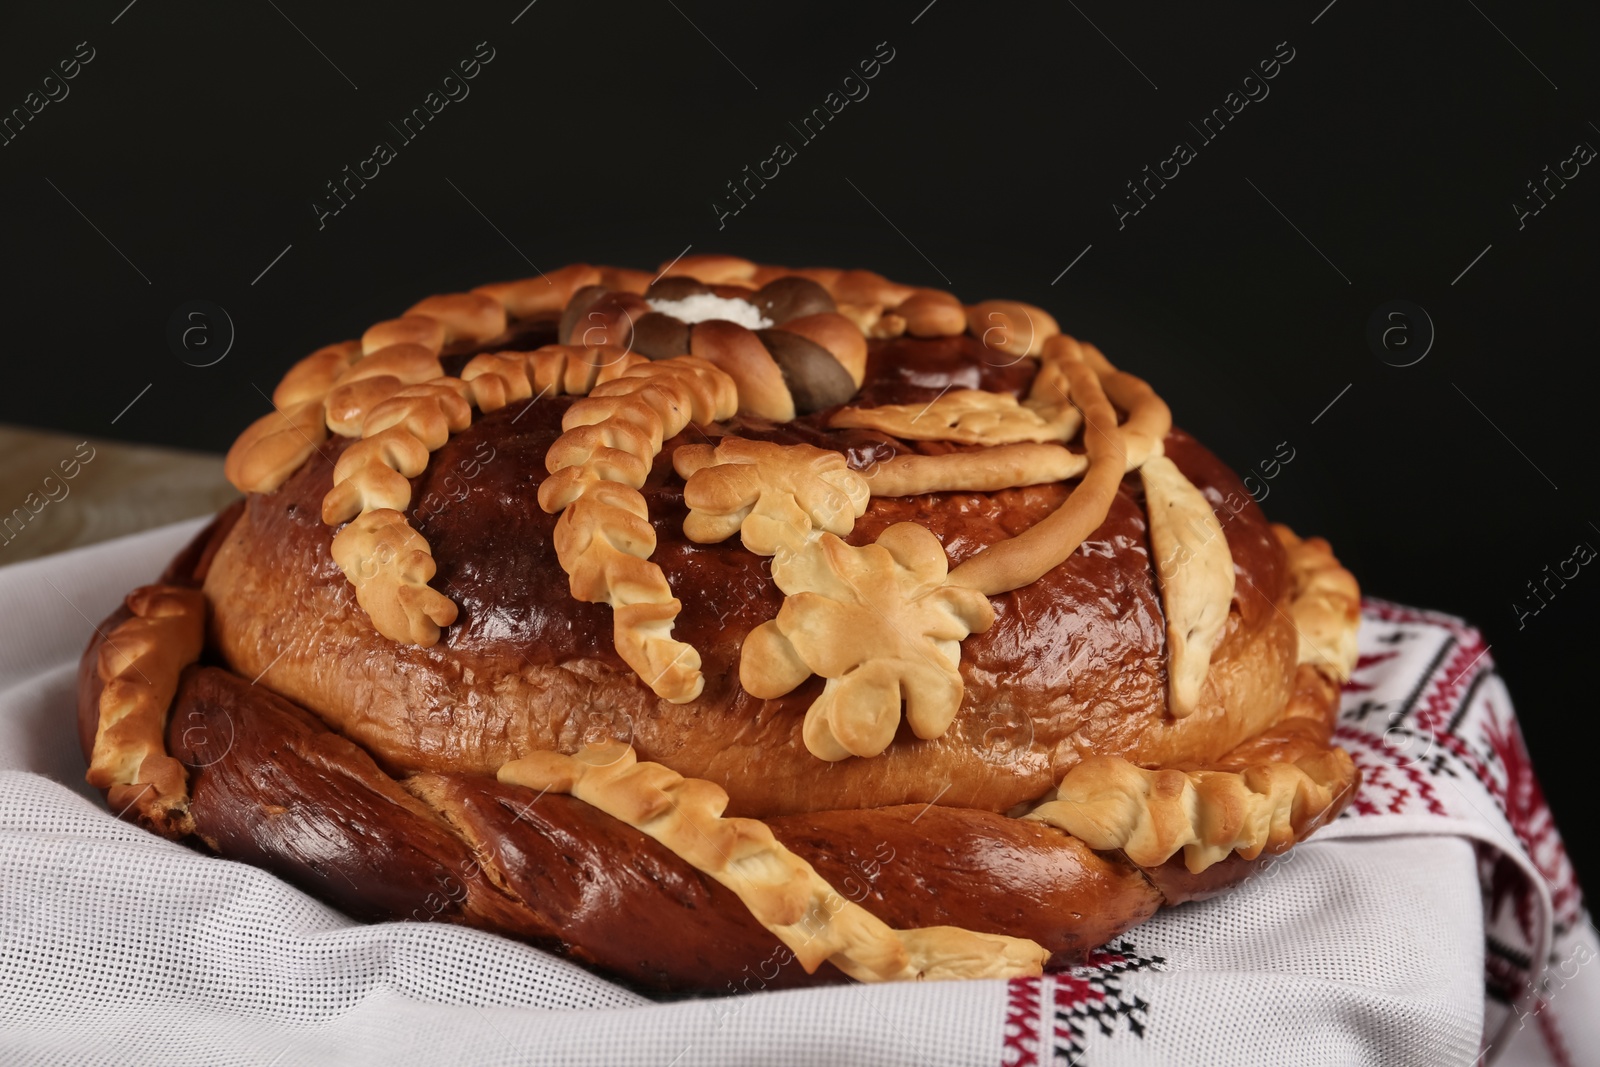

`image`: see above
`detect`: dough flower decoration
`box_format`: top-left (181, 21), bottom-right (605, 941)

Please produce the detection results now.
top-left (740, 522), bottom-right (995, 761)
top-left (673, 437), bottom-right (870, 557)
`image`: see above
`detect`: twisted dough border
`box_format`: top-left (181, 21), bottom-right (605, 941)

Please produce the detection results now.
top-left (1016, 524), bottom-right (1364, 875)
top-left (85, 584), bottom-right (206, 835)
top-left (81, 510), bottom-right (1359, 989)
top-left (1026, 747), bottom-right (1357, 874)
top-left (1274, 524), bottom-right (1362, 682)
top-left (498, 743), bottom-right (1048, 982)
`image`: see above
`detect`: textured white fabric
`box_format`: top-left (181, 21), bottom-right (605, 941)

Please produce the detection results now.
top-left (0, 519), bottom-right (1594, 1066)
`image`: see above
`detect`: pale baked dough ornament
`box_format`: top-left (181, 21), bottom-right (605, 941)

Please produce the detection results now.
top-left (742, 523), bottom-right (996, 760)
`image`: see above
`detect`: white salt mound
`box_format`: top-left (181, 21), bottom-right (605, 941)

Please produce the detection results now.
top-left (646, 294), bottom-right (772, 331)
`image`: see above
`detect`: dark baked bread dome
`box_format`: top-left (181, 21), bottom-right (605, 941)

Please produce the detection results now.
top-left (202, 333), bottom-right (1300, 818)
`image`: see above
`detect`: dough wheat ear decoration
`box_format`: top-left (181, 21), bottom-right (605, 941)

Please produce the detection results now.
top-left (538, 356), bottom-right (739, 703)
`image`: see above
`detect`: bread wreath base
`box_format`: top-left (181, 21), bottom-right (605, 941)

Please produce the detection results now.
top-left (75, 509), bottom-right (1357, 994)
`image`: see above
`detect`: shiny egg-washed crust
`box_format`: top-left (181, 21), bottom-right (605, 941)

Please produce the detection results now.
top-left (90, 258), bottom-right (1367, 990)
top-left (221, 260), bottom-right (1153, 710)
top-left (200, 282), bottom-right (1331, 819)
top-left (498, 743), bottom-right (1050, 982)
top-left (75, 508), bottom-right (1356, 992)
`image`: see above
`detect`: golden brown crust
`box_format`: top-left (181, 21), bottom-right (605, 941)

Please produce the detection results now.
top-left (658, 253), bottom-right (760, 285)
top-left (896, 290), bottom-right (967, 338)
top-left (163, 259), bottom-right (1373, 990)
top-left (75, 581), bottom-right (1350, 993)
top-left (473, 263), bottom-right (602, 318)
top-left (86, 584), bottom-right (206, 835)
top-left (689, 319), bottom-right (796, 421)
top-left (458, 353), bottom-right (534, 412)
top-left (404, 292), bottom-right (508, 344)
top-left (1028, 747), bottom-right (1356, 873)
top-left (323, 344), bottom-right (445, 437)
top-left (222, 400), bottom-right (329, 495)
top-left (598, 265), bottom-right (654, 294)
top-left (329, 509), bottom-right (458, 645)
top-left (1274, 524), bottom-right (1362, 682)
top-left (964, 300), bottom-right (1060, 359)
top-left (199, 431), bottom-right (1308, 817)
top-left (742, 523), bottom-right (997, 761)
top-left (862, 444), bottom-right (1087, 496)
top-left (778, 312), bottom-right (868, 387)
top-left (943, 343), bottom-right (1124, 596)
top-left (499, 744), bottom-right (1049, 982)
top-left (674, 437), bottom-right (869, 556)
top-left (832, 388), bottom-right (1082, 445)
top-left (273, 341), bottom-right (364, 408)
top-left (74, 502), bottom-right (1357, 991)
top-left (362, 315), bottom-right (447, 356)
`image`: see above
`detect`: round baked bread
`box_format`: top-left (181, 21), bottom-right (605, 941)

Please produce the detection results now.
top-left (77, 255), bottom-right (1362, 993)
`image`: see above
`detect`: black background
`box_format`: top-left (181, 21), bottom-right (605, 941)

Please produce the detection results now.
top-left (2, 2), bottom-right (1594, 896)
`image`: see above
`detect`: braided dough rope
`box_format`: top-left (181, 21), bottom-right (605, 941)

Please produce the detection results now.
top-left (323, 344), bottom-right (447, 437)
top-left (330, 285), bottom-right (523, 439)
top-left (537, 356), bottom-right (739, 704)
top-left (473, 263), bottom-right (603, 318)
top-left (497, 743), bottom-right (1048, 981)
top-left (1024, 746), bottom-right (1357, 874)
top-left (964, 299), bottom-right (1061, 360)
top-left (226, 271), bottom-right (651, 649)
top-left (321, 345), bottom-right (649, 647)
top-left (329, 509), bottom-right (458, 646)
top-left (86, 585), bottom-right (206, 835)
top-left (225, 284), bottom-right (504, 644)
top-left (321, 377), bottom-right (485, 645)
top-left (523, 343), bottom-right (650, 397)
top-left (223, 341), bottom-right (361, 493)
top-left (362, 291), bottom-right (507, 356)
